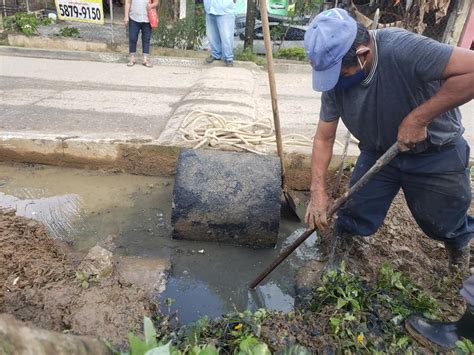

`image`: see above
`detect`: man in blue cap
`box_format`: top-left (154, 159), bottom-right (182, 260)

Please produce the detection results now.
top-left (302, 7), bottom-right (474, 349)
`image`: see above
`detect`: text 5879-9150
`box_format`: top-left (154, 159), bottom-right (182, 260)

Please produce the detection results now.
top-left (58, 4), bottom-right (101, 21)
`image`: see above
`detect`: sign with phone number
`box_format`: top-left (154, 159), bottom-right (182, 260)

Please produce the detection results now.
top-left (55, 0), bottom-right (104, 24)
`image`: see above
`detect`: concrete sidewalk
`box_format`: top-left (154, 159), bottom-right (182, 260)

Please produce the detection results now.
top-left (0, 47), bottom-right (354, 158)
top-left (1, 47), bottom-right (473, 175)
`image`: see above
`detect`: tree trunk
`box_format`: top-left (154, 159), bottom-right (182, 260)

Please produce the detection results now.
top-left (244, 0), bottom-right (257, 50)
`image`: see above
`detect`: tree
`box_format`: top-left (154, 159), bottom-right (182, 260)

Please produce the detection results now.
top-left (244, 0), bottom-right (257, 50)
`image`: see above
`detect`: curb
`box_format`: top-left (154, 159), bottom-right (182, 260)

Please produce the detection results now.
top-left (0, 34), bottom-right (310, 72)
top-left (0, 40), bottom-right (259, 70)
top-left (0, 132), bottom-right (357, 190)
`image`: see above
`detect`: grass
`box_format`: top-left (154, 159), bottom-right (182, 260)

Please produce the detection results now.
top-left (273, 48), bottom-right (307, 62)
top-left (234, 48), bottom-right (266, 66)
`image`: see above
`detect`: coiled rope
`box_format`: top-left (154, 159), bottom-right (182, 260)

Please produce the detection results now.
top-left (179, 110), bottom-right (348, 155)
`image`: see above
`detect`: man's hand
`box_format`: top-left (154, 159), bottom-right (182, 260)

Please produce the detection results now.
top-left (397, 114), bottom-right (427, 152)
top-left (305, 189), bottom-right (329, 230)
top-left (124, 17), bottom-right (129, 27)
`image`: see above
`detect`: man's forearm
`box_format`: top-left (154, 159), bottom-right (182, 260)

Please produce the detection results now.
top-left (310, 136), bottom-right (335, 193)
top-left (411, 72), bottom-right (474, 127)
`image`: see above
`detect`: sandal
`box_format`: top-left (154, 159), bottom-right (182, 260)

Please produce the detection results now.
top-left (127, 59), bottom-right (135, 67)
top-left (142, 61), bottom-right (153, 68)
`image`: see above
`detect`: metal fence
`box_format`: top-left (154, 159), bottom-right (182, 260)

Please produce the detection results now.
top-left (1, 0), bottom-right (128, 44)
top-left (1, 0), bottom-right (466, 45)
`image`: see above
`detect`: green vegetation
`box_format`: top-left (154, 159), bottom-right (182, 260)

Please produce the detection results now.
top-left (122, 313), bottom-right (305, 354)
top-left (234, 48), bottom-right (265, 66)
top-left (152, 9), bottom-right (205, 50)
top-left (456, 338), bottom-right (474, 354)
top-left (118, 263), bottom-right (464, 353)
top-left (58, 26), bottom-right (80, 38)
top-left (309, 262), bottom-right (439, 352)
top-left (2, 12), bottom-right (53, 35)
top-left (274, 48), bottom-right (307, 61)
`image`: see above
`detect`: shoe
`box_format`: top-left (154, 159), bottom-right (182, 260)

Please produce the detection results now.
top-left (406, 306), bottom-right (474, 349)
top-left (446, 243), bottom-right (470, 276)
top-left (205, 55), bottom-right (219, 64)
top-left (225, 60), bottom-right (233, 67)
top-left (324, 225), bottom-right (354, 271)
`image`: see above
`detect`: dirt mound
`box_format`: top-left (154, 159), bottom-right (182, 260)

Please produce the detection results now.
top-left (0, 208), bottom-right (155, 347)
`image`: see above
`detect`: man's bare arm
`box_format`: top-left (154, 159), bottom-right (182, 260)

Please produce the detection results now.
top-left (398, 47), bottom-right (474, 151)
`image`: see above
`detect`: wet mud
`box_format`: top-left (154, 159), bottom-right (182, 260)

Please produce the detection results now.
top-left (0, 209), bottom-right (154, 347)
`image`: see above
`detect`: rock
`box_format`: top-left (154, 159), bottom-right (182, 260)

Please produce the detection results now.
top-left (99, 235), bottom-right (118, 252)
top-left (0, 314), bottom-right (113, 355)
top-left (116, 256), bottom-right (171, 295)
top-left (78, 245), bottom-right (114, 279)
top-left (296, 260), bottom-right (324, 293)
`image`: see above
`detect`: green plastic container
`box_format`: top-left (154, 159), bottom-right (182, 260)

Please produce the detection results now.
top-left (267, 0), bottom-right (288, 17)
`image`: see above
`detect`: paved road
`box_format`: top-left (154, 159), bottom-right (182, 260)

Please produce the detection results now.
top-left (1, 54), bottom-right (473, 157)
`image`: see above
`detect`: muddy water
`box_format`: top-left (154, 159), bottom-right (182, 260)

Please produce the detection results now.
top-left (0, 163), bottom-right (321, 323)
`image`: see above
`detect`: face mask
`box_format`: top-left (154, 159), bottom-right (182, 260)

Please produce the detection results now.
top-left (335, 50), bottom-right (367, 90)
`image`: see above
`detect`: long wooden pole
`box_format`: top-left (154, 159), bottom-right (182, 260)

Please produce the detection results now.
top-left (333, 130), bottom-right (351, 197)
top-left (258, 0), bottom-right (286, 182)
top-left (249, 143), bottom-right (400, 289)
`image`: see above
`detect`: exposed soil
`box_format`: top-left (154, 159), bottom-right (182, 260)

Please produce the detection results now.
top-left (0, 208), bottom-right (156, 347)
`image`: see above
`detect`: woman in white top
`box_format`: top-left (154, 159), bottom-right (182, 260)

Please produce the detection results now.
top-left (124, 0), bottom-right (158, 67)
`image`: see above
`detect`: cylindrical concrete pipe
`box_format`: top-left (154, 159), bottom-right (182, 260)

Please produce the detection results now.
top-left (171, 148), bottom-right (281, 248)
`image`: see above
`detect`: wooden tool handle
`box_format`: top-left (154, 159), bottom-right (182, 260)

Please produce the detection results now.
top-left (249, 143), bottom-right (400, 289)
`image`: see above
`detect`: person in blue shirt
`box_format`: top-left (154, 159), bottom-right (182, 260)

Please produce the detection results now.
top-left (204, 0), bottom-right (236, 67)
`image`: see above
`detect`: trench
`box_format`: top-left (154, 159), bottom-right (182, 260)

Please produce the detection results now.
top-left (0, 162), bottom-right (321, 324)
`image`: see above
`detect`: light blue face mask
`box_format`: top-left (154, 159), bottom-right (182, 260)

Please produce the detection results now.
top-left (335, 53), bottom-right (367, 90)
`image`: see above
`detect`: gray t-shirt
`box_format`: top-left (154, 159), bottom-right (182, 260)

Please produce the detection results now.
top-left (130, 0), bottom-right (149, 23)
top-left (320, 28), bottom-right (462, 152)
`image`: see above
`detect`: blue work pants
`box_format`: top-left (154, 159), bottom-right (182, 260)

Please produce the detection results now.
top-left (336, 137), bottom-right (474, 249)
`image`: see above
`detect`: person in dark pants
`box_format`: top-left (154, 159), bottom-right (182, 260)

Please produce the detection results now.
top-left (124, 0), bottom-right (158, 67)
top-left (406, 275), bottom-right (474, 349)
top-left (303, 9), bottom-right (474, 274)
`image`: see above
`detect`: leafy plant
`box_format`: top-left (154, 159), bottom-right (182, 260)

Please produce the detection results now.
top-left (456, 338), bottom-right (474, 354)
top-left (59, 26), bottom-right (80, 38)
top-left (39, 17), bottom-right (54, 26)
top-left (3, 12), bottom-right (38, 35)
top-left (75, 270), bottom-right (99, 288)
top-left (152, 11), bottom-right (205, 50)
top-left (309, 262), bottom-right (440, 352)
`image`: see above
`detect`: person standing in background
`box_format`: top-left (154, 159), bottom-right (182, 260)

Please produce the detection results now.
top-left (204, 0), bottom-right (236, 67)
top-left (124, 0), bottom-right (158, 67)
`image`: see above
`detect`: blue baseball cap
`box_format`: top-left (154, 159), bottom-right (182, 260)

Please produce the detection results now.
top-left (304, 9), bottom-right (357, 92)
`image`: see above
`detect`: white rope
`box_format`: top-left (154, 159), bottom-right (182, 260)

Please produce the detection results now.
top-left (179, 110), bottom-right (347, 154)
